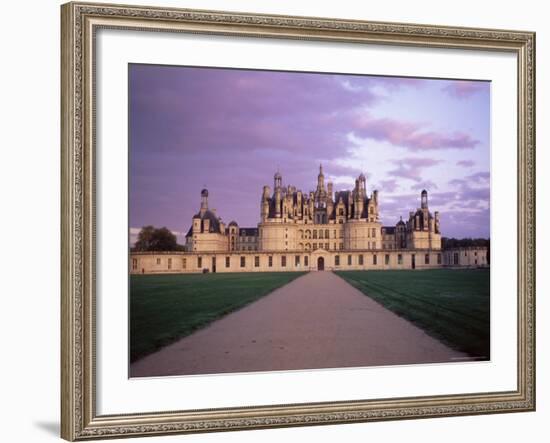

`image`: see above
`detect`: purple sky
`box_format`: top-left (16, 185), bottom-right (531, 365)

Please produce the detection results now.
top-left (129, 64), bottom-right (490, 244)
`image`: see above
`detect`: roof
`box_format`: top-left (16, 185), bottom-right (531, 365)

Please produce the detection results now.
top-left (228, 220), bottom-right (238, 227)
top-left (334, 190), bottom-right (351, 202)
top-left (239, 227), bottom-right (258, 236)
top-left (202, 210), bottom-right (221, 232)
top-left (382, 226), bottom-right (396, 234)
top-left (189, 210), bottom-right (221, 234)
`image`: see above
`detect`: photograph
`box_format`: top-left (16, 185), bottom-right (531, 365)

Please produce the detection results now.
top-left (128, 64), bottom-right (491, 378)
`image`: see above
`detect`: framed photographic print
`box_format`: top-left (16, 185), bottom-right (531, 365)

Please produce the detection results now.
top-left (61, 1), bottom-right (536, 440)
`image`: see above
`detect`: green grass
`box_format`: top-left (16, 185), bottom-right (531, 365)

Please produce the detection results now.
top-left (130, 272), bottom-right (305, 362)
top-left (335, 269), bottom-right (490, 358)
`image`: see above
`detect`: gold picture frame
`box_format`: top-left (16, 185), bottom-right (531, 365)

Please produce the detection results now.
top-left (61, 1), bottom-right (536, 440)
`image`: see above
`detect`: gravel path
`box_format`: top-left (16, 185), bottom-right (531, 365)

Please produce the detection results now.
top-left (130, 271), bottom-right (465, 377)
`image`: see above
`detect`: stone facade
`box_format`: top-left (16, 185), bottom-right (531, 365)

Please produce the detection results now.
top-left (130, 248), bottom-right (487, 274)
top-left (132, 166), bottom-right (487, 274)
top-left (442, 247), bottom-right (490, 267)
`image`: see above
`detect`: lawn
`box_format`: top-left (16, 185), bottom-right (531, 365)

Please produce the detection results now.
top-left (335, 269), bottom-right (490, 358)
top-left (130, 272), bottom-right (305, 362)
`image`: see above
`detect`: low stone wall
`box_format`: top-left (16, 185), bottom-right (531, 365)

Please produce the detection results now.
top-left (129, 247), bottom-right (488, 275)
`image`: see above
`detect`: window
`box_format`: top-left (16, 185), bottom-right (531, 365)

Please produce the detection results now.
top-left (437, 253), bottom-right (442, 264)
top-left (339, 230), bottom-right (343, 238)
top-left (313, 230), bottom-right (318, 239)
top-left (281, 256), bottom-right (287, 267)
top-left (385, 254), bottom-right (390, 265)
top-left (240, 256), bottom-right (246, 268)
top-left (475, 251), bottom-right (478, 256)
top-left (313, 243), bottom-right (317, 250)
top-left (304, 256), bottom-right (309, 267)
top-left (325, 243), bottom-right (329, 250)
top-left (197, 257), bottom-right (202, 268)
top-left (454, 253), bottom-right (459, 265)
top-left (333, 230), bottom-right (336, 238)
top-left (339, 243), bottom-right (344, 250)
top-left (372, 228), bottom-right (376, 237)
top-left (339, 208), bottom-right (344, 216)
top-left (132, 259), bottom-right (137, 270)
top-left (254, 256), bottom-right (260, 267)
top-left (268, 256), bottom-right (273, 267)
top-left (397, 254), bottom-right (403, 265)
top-left (182, 258), bottom-right (187, 269)
top-left (335, 255), bottom-right (340, 266)
top-left (358, 255), bottom-right (364, 265)
top-left (373, 254), bottom-right (377, 265)
top-left (425, 254), bottom-right (430, 264)
top-left (225, 256), bottom-right (230, 268)
top-left (325, 229), bottom-right (329, 239)
top-left (295, 255), bottom-right (300, 266)
top-left (168, 258), bottom-right (172, 269)
top-left (347, 255), bottom-right (352, 265)
top-left (319, 230), bottom-right (323, 239)
top-left (156, 258), bottom-right (161, 265)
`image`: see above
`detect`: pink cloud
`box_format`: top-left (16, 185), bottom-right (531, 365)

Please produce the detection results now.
top-left (378, 179), bottom-right (399, 192)
top-left (457, 160), bottom-right (475, 167)
top-left (444, 81), bottom-right (488, 99)
top-left (352, 115), bottom-right (479, 151)
top-left (387, 158), bottom-right (442, 182)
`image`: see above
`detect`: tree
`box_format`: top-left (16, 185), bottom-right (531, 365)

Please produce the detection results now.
top-left (150, 227), bottom-right (178, 251)
top-left (441, 237), bottom-right (490, 249)
top-left (133, 226), bottom-right (180, 252)
top-left (134, 225), bottom-right (155, 251)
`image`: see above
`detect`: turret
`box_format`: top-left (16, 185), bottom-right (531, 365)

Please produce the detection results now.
top-left (317, 164), bottom-right (325, 192)
top-left (358, 172), bottom-right (367, 195)
top-left (354, 188), bottom-right (361, 219)
top-left (274, 170), bottom-right (282, 190)
top-left (261, 187), bottom-right (270, 221)
top-left (421, 189), bottom-right (428, 209)
top-left (274, 188), bottom-right (281, 218)
top-left (200, 188), bottom-right (209, 215)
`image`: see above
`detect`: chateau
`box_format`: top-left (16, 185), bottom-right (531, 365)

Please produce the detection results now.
top-left (131, 167), bottom-right (488, 274)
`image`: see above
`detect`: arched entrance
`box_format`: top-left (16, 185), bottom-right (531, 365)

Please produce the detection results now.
top-left (317, 257), bottom-right (325, 271)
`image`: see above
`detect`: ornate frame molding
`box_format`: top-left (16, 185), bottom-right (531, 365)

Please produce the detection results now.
top-left (61, 2), bottom-right (535, 440)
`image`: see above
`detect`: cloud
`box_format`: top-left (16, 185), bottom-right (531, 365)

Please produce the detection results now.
top-left (443, 81), bottom-right (488, 99)
top-left (448, 171), bottom-right (490, 188)
top-left (411, 180), bottom-right (438, 191)
top-left (377, 179), bottom-right (399, 192)
top-left (352, 114), bottom-right (480, 151)
top-left (457, 160), bottom-right (475, 167)
top-left (129, 65), bottom-right (490, 238)
top-left (327, 175), bottom-right (356, 186)
top-left (387, 158), bottom-right (442, 182)
top-left (467, 171), bottom-right (490, 183)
